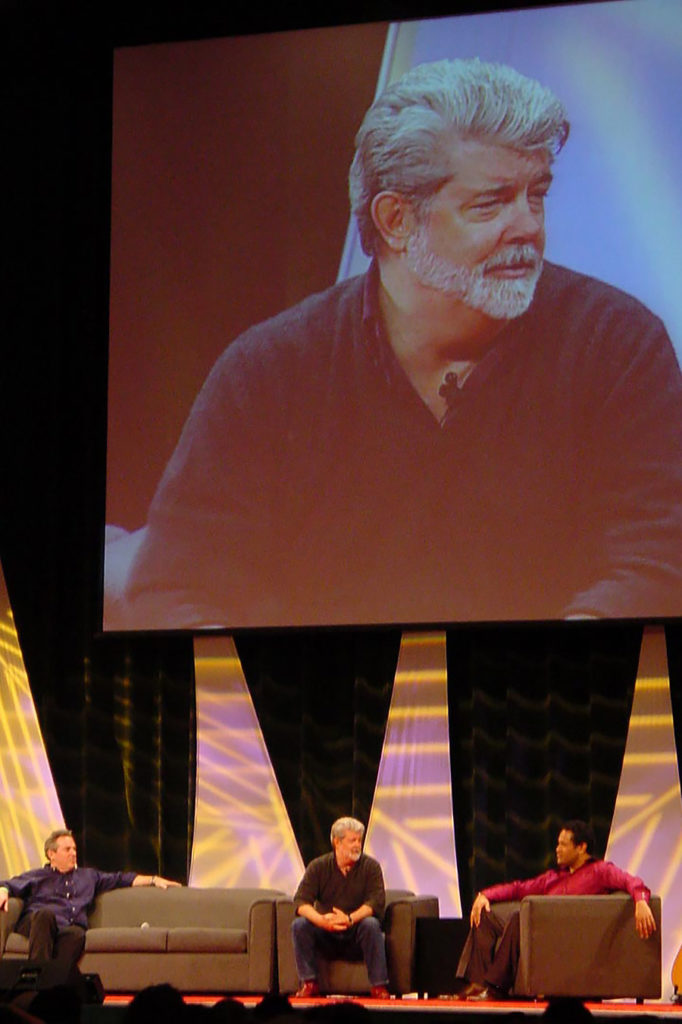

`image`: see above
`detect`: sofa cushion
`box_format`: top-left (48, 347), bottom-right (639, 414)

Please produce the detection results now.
top-left (166, 928), bottom-right (247, 954)
top-left (86, 886), bottom-right (280, 931)
top-left (85, 927), bottom-right (167, 953)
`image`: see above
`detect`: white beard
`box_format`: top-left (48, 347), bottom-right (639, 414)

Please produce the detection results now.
top-left (405, 228), bottom-right (542, 320)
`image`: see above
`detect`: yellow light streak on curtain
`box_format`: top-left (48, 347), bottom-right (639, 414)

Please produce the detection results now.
top-left (607, 626), bottom-right (682, 1001)
top-left (0, 562), bottom-right (63, 878)
top-left (365, 631), bottom-right (460, 916)
top-left (189, 634), bottom-right (303, 890)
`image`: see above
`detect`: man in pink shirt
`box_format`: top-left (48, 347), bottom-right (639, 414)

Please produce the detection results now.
top-left (459, 820), bottom-right (656, 1001)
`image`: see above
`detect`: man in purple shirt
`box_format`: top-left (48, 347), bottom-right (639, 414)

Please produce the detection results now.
top-left (458, 820), bottom-right (656, 1001)
top-left (0, 828), bottom-right (180, 973)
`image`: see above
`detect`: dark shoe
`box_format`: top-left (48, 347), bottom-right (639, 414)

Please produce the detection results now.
top-left (370, 986), bottom-right (389, 999)
top-left (466, 984), bottom-right (507, 1002)
top-left (436, 978), bottom-right (472, 999)
top-left (295, 980), bottom-right (320, 998)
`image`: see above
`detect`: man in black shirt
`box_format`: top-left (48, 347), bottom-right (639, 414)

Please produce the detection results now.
top-left (118, 58), bottom-right (682, 630)
top-left (292, 817), bottom-right (389, 998)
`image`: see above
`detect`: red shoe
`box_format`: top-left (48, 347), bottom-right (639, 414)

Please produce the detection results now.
top-left (295, 980), bottom-right (320, 998)
top-left (370, 986), bottom-right (390, 999)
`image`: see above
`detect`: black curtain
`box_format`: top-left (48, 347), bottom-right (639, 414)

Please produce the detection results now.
top-left (235, 630), bottom-right (400, 864)
top-left (446, 622), bottom-right (644, 906)
top-left (9, 619), bottom-right (678, 889)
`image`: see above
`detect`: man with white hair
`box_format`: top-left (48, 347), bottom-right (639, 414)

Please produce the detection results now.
top-left (122, 58), bottom-right (682, 628)
top-left (291, 817), bottom-right (389, 998)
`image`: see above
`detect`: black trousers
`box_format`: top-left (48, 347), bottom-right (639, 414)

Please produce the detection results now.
top-left (15, 910), bottom-right (86, 971)
top-left (465, 909), bottom-right (521, 993)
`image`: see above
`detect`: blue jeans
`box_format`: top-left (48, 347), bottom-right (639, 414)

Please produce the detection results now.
top-left (291, 915), bottom-right (389, 987)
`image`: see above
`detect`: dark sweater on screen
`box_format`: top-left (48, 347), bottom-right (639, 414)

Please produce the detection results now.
top-left (123, 261), bottom-right (682, 627)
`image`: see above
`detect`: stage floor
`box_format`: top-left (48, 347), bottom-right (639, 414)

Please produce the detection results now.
top-left (78, 994), bottom-right (682, 1023)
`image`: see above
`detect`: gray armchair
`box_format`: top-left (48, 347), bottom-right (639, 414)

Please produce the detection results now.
top-left (457, 894), bottom-right (661, 1000)
top-left (276, 888), bottom-right (439, 996)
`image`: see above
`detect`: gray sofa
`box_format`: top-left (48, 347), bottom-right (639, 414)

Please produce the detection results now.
top-left (276, 888), bottom-right (439, 996)
top-left (456, 894), bottom-right (662, 1000)
top-left (0, 886), bottom-right (283, 994)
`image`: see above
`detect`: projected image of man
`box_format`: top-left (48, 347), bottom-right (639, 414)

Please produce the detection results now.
top-left (118, 58), bottom-right (682, 629)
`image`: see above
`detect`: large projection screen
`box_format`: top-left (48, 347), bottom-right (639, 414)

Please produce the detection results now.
top-left (104, 0), bottom-right (682, 631)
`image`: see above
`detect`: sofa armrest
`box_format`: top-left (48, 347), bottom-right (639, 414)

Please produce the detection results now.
top-left (0, 898), bottom-right (24, 954)
top-left (275, 898), bottom-right (298, 994)
top-left (246, 897), bottom-right (278, 993)
top-left (385, 893), bottom-right (439, 994)
top-left (517, 894), bottom-right (661, 999)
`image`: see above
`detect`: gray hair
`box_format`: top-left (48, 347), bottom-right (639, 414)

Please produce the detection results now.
top-left (349, 57), bottom-right (569, 256)
top-left (44, 828), bottom-right (74, 858)
top-left (330, 817), bottom-right (365, 844)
